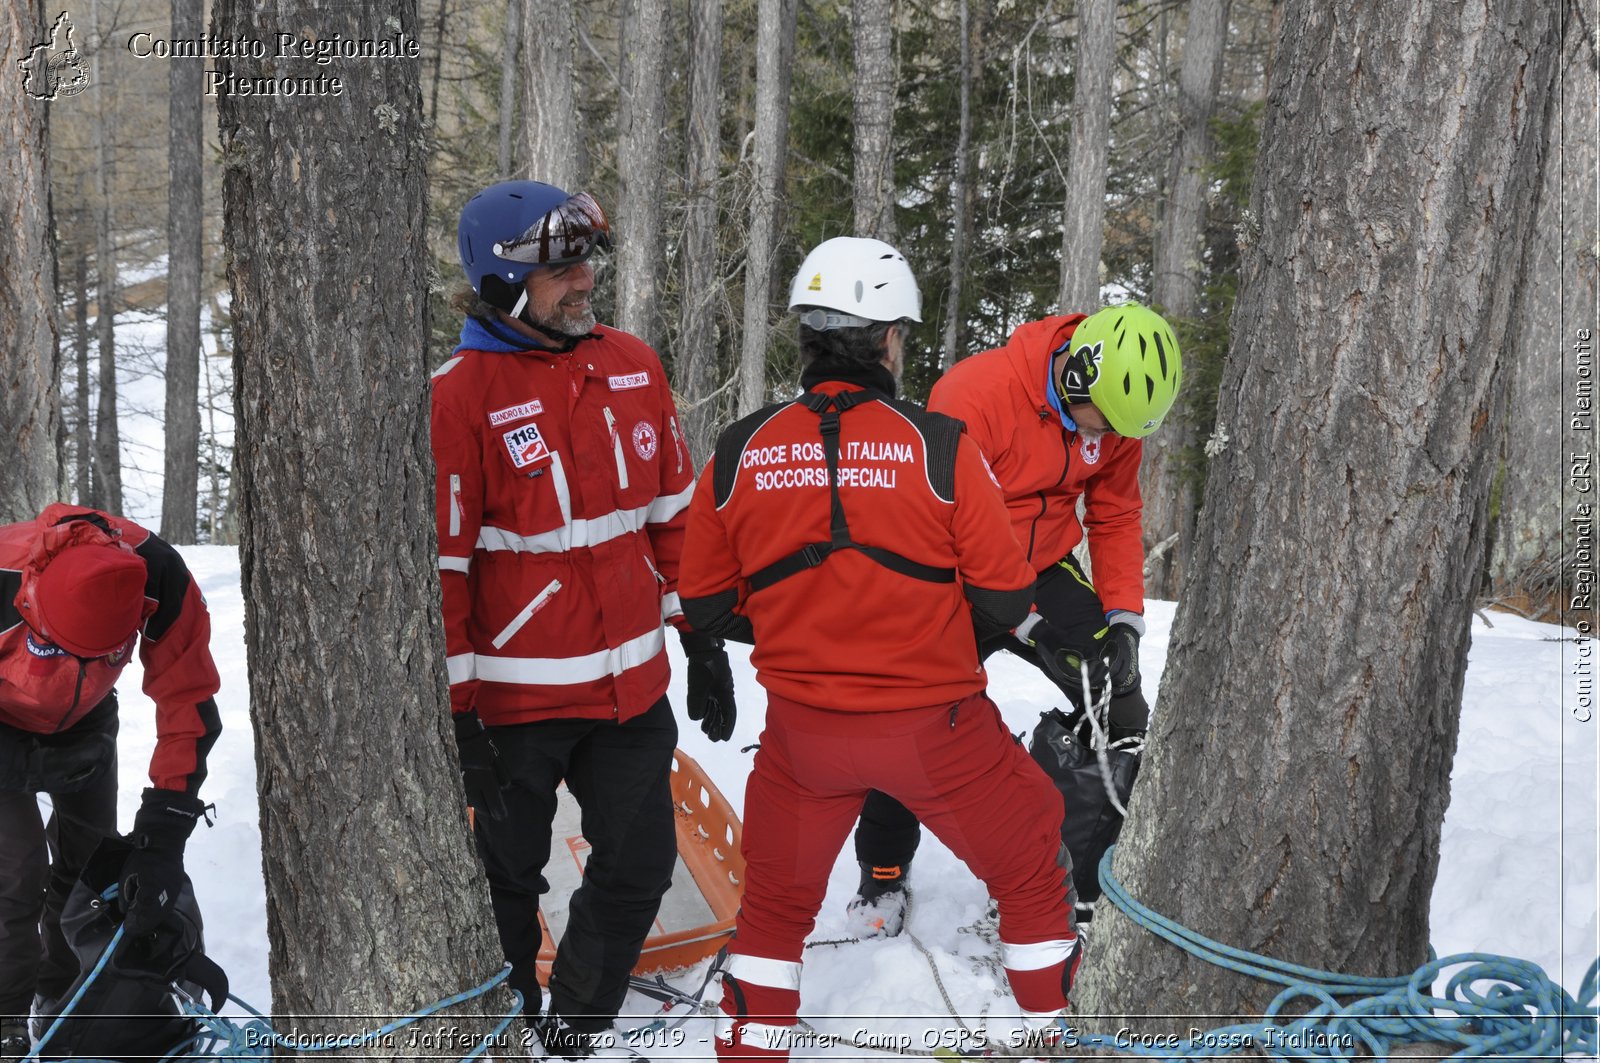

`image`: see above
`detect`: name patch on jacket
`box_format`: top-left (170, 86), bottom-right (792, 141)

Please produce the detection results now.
top-left (503, 423), bottom-right (553, 470)
top-left (489, 399), bottom-right (544, 426)
top-left (608, 372), bottom-right (650, 391)
top-left (25, 632), bottom-right (69, 658)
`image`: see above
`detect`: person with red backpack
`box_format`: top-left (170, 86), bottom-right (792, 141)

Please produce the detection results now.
top-left (847, 304), bottom-right (1183, 939)
top-left (0, 504), bottom-right (222, 1060)
top-left (680, 238), bottom-right (1082, 1059)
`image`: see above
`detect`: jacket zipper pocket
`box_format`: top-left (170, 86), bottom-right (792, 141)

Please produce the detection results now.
top-left (492, 579), bottom-right (563, 649)
top-left (643, 554), bottom-right (665, 585)
top-left (603, 406), bottom-right (631, 489)
top-left (669, 415), bottom-right (686, 474)
top-left (448, 473), bottom-right (462, 538)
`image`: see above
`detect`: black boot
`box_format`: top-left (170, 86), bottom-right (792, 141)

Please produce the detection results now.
top-left (845, 859), bottom-right (911, 938)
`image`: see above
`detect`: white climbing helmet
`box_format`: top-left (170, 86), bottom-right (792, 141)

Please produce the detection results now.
top-left (788, 237), bottom-right (922, 327)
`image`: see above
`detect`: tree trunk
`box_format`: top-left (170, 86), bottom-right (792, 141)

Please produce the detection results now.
top-left (213, 0), bottom-right (514, 1046)
top-left (678, 0), bottom-right (724, 463)
top-left (496, 0), bottom-right (518, 178)
top-left (939, 0), bottom-right (974, 372)
top-left (1490, 20), bottom-right (1597, 618)
top-left (0, 0), bottom-right (60, 522)
top-left (160, 0), bottom-right (204, 544)
top-left (737, 0), bottom-right (798, 414)
top-left (1079, 0), bottom-right (1560, 1025)
top-left (1056, 0), bottom-right (1116, 311)
top-left (1143, 0), bottom-right (1232, 601)
top-left (74, 249), bottom-right (92, 505)
top-left (428, 0), bottom-right (449, 127)
top-left (852, 0), bottom-right (896, 241)
top-left (518, 0), bottom-right (582, 189)
top-left (89, 0), bottom-right (121, 514)
top-left (616, 0), bottom-right (669, 347)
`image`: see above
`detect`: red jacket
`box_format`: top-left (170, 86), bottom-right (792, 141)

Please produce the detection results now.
top-left (679, 378), bottom-right (1036, 711)
top-left (431, 322), bottom-right (696, 725)
top-left (929, 316), bottom-right (1145, 615)
top-left (0, 504), bottom-right (221, 794)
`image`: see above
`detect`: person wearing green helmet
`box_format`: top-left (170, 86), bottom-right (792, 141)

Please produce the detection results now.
top-left (847, 303), bottom-right (1182, 940)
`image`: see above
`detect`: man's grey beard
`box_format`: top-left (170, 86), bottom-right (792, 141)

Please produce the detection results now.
top-left (530, 304), bottom-right (597, 337)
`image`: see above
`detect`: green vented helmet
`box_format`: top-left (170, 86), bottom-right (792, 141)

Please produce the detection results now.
top-left (1062, 303), bottom-right (1183, 438)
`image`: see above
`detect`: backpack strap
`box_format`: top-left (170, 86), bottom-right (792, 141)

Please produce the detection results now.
top-left (748, 389), bottom-right (956, 592)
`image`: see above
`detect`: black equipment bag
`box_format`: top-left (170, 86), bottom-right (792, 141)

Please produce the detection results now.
top-left (1028, 708), bottom-right (1140, 905)
top-left (35, 836), bottom-right (227, 1063)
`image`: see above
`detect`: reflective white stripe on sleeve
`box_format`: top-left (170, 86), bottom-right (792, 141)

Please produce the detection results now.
top-left (724, 953), bottom-right (803, 992)
top-left (645, 481), bottom-right (695, 524)
top-left (439, 555), bottom-right (471, 573)
top-left (1001, 937), bottom-right (1078, 972)
top-left (431, 356), bottom-right (463, 379)
top-left (659, 591), bottom-right (683, 622)
top-left (475, 626), bottom-right (666, 687)
top-left (446, 652), bottom-right (477, 685)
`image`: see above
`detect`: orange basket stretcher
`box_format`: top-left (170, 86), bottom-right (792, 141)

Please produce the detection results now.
top-left (533, 748), bottom-right (745, 983)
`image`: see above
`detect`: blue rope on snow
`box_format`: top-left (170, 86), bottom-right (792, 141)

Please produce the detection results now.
top-left (1076, 845), bottom-right (1599, 1060)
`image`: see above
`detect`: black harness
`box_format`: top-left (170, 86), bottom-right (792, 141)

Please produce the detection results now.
top-left (745, 389), bottom-right (957, 592)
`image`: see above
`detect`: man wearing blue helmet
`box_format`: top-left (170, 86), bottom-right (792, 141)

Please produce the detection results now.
top-left (431, 180), bottom-right (738, 1060)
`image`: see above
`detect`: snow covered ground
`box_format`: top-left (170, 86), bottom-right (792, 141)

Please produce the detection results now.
top-left (76, 553), bottom-right (1597, 1056)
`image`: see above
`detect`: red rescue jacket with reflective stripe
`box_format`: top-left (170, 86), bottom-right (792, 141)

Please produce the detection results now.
top-left (431, 324), bottom-right (696, 725)
top-left (928, 315), bottom-right (1146, 615)
top-left (679, 380), bottom-right (1035, 711)
top-left (0, 504), bottom-right (221, 794)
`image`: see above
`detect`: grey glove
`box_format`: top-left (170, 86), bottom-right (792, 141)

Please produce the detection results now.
top-left (1102, 614), bottom-right (1143, 699)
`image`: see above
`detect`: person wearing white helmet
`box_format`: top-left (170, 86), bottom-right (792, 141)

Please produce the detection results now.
top-left (679, 237), bottom-right (1082, 1060)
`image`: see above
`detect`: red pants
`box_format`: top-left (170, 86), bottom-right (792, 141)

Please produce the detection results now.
top-left (716, 691), bottom-right (1078, 1059)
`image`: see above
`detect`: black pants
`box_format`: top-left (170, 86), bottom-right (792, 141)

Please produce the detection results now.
top-left (855, 557), bottom-right (1149, 868)
top-left (473, 696), bottom-right (678, 1033)
top-left (0, 695), bottom-right (119, 1015)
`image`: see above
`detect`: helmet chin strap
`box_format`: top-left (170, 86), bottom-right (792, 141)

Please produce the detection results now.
top-left (510, 289), bottom-right (529, 320)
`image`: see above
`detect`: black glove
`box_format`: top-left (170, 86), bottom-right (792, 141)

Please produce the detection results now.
top-left (681, 631), bottom-right (737, 742)
top-left (1031, 621), bottom-right (1111, 705)
top-left (1102, 618), bottom-right (1143, 699)
top-left (454, 710), bottom-right (511, 821)
top-left (121, 788), bottom-right (204, 936)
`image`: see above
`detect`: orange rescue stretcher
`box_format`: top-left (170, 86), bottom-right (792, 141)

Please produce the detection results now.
top-left (532, 748), bottom-right (744, 983)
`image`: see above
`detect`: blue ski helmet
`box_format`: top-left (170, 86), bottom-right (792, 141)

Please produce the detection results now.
top-left (457, 181), bottom-right (611, 312)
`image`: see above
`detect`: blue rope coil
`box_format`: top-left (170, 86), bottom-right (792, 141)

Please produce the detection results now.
top-left (1082, 845), bottom-right (1599, 1060)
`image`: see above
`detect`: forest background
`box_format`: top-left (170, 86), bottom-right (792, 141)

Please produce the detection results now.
top-left (8, 0), bottom-right (1593, 614)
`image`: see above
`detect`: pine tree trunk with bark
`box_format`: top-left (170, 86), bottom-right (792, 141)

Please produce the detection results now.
top-left (0, 0), bottom-right (61, 523)
top-left (1490, 21), bottom-right (1597, 617)
top-left (738, 0), bottom-right (798, 415)
top-left (74, 249), bottom-right (92, 505)
top-left (1143, 0), bottom-right (1231, 600)
top-left (939, 0), bottom-right (974, 372)
top-left (852, 0), bottom-right (896, 241)
top-left (678, 0), bottom-right (724, 463)
top-left (213, 0), bottom-right (515, 1049)
top-left (1056, 0), bottom-right (1116, 311)
top-left (1078, 0), bottom-right (1561, 1025)
top-left (89, 0), bottom-right (120, 514)
top-left (518, 0), bottom-right (582, 189)
top-left (496, 0), bottom-right (518, 178)
top-left (161, 0), bottom-right (204, 543)
top-left (616, 0), bottom-right (669, 347)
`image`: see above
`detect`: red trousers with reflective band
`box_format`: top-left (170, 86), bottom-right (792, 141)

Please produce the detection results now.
top-left (715, 691), bottom-right (1077, 1060)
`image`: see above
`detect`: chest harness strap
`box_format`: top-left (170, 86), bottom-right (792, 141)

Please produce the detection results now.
top-left (747, 389), bottom-right (957, 592)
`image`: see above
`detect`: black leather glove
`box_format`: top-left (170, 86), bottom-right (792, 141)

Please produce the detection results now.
top-left (454, 710), bottom-right (511, 821)
top-left (121, 788), bottom-right (204, 936)
top-left (681, 631), bottom-right (737, 742)
top-left (1031, 620), bottom-right (1112, 706)
top-left (1102, 617), bottom-right (1143, 699)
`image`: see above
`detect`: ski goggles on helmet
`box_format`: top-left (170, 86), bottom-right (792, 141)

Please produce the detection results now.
top-left (491, 191), bottom-right (611, 267)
